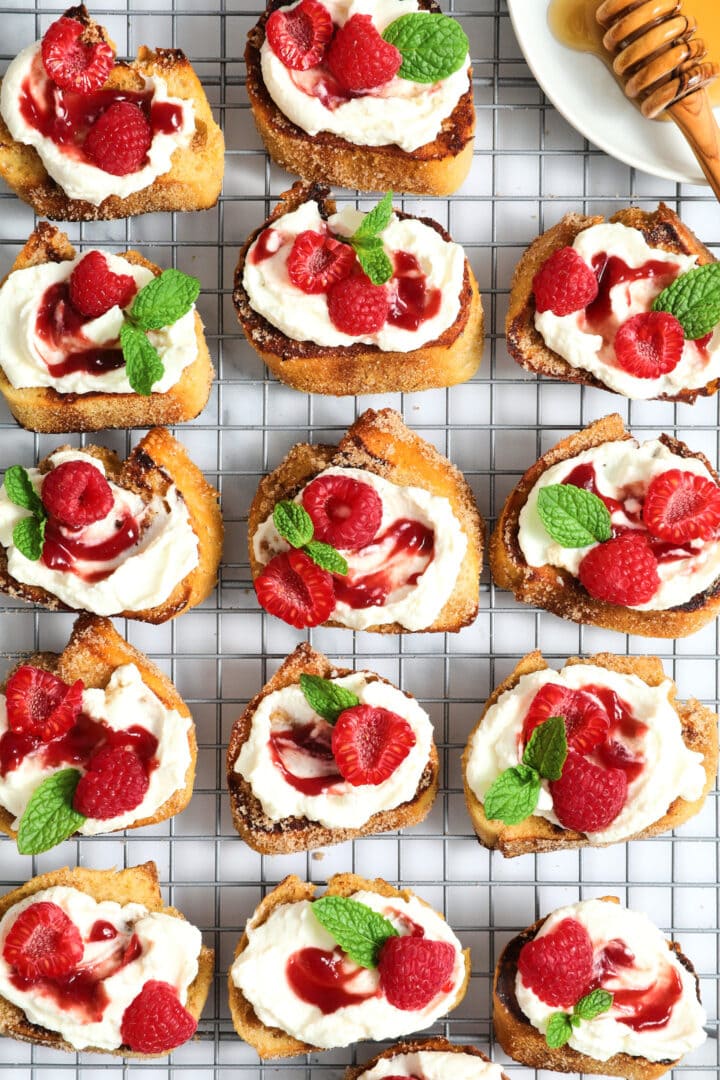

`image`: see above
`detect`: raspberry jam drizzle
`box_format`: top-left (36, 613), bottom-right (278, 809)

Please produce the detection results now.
top-left (286, 947), bottom-right (377, 1013)
top-left (595, 938), bottom-right (683, 1031)
top-left (269, 720), bottom-right (343, 795)
top-left (387, 251), bottom-right (442, 332)
top-left (333, 519), bottom-right (435, 610)
top-left (35, 281), bottom-right (125, 377)
top-left (582, 684), bottom-right (647, 783)
top-left (41, 511), bottom-right (141, 583)
top-left (250, 227), bottom-right (283, 265)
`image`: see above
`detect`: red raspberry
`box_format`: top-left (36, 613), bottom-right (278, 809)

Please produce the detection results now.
top-left (378, 937), bottom-right (456, 1011)
top-left (5, 666), bottom-right (83, 742)
top-left (549, 749), bottom-right (628, 833)
top-left (286, 231), bottom-right (356, 294)
top-left (41, 460), bottom-right (114, 529)
top-left (522, 683), bottom-right (610, 754)
top-left (266, 0), bottom-right (333, 70)
top-left (255, 550), bottom-right (335, 629)
top-left (73, 746), bottom-right (149, 819)
top-left (613, 311), bottom-right (685, 378)
top-left (41, 16), bottom-right (115, 94)
top-left (120, 979), bottom-right (197, 1054)
top-left (327, 14), bottom-right (401, 92)
top-left (327, 275), bottom-right (389, 335)
top-left (517, 917), bottom-right (594, 1008)
top-left (302, 473), bottom-right (382, 549)
top-left (3, 901), bottom-right (83, 980)
top-left (642, 468), bottom-right (720, 543)
top-left (84, 102), bottom-right (152, 176)
top-left (331, 705), bottom-right (416, 786)
top-left (69, 252), bottom-right (137, 319)
top-left (532, 246), bottom-right (599, 316)
top-left (578, 533), bottom-right (660, 607)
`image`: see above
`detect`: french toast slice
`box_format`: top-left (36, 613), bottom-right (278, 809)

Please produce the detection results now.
top-left (345, 1038), bottom-right (509, 1079)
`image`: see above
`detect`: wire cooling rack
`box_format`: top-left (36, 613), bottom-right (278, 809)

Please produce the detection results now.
top-left (1, 0), bottom-right (720, 1076)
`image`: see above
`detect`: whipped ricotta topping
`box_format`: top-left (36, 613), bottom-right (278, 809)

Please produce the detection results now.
top-left (235, 670), bottom-right (433, 827)
top-left (253, 465), bottom-right (468, 631)
top-left (0, 42), bottom-right (195, 206)
top-left (358, 1050), bottom-right (504, 1080)
top-left (518, 438), bottom-right (720, 610)
top-left (260, 0), bottom-right (470, 153)
top-left (230, 889), bottom-right (465, 1048)
top-left (0, 449), bottom-right (199, 616)
top-left (515, 899), bottom-right (706, 1063)
top-left (0, 885), bottom-right (201, 1050)
top-left (0, 663), bottom-right (192, 834)
top-left (243, 201), bottom-right (465, 351)
top-left (0, 252), bottom-right (198, 395)
top-left (534, 222), bottom-right (720, 399)
top-left (465, 664), bottom-right (706, 844)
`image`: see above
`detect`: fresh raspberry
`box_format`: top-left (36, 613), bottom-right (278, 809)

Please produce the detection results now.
top-left (613, 311), bottom-right (685, 378)
top-left (532, 246), bottom-right (599, 316)
top-left (255, 550), bottom-right (335, 629)
top-left (286, 231), bottom-right (356, 294)
top-left (302, 473), bottom-right (382, 549)
top-left (578, 533), bottom-right (660, 607)
top-left (378, 937), bottom-right (456, 1011)
top-left (331, 705), bottom-right (416, 786)
top-left (120, 979), bottom-right (197, 1054)
top-left (41, 16), bottom-right (115, 94)
top-left (327, 13), bottom-right (401, 92)
top-left (327, 275), bottom-right (389, 335)
top-left (41, 461), bottom-right (114, 529)
top-left (266, 0), bottom-right (333, 70)
top-left (517, 917), bottom-right (594, 1008)
top-left (522, 683), bottom-right (610, 754)
top-left (69, 252), bottom-right (137, 319)
top-left (549, 749), bottom-right (628, 833)
top-left (73, 746), bottom-right (148, 819)
top-left (5, 666), bottom-right (83, 742)
top-left (84, 102), bottom-right (152, 176)
top-left (3, 901), bottom-right (83, 980)
top-left (642, 468), bottom-right (720, 543)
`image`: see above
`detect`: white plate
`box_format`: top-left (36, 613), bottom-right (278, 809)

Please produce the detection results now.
top-left (506, 0), bottom-right (717, 185)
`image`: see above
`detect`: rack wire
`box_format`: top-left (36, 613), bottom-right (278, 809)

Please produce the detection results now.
top-left (0, 0), bottom-right (719, 1076)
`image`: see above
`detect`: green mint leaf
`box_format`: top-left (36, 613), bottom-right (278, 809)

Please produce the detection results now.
top-left (354, 241), bottom-right (394, 286)
top-left (574, 988), bottom-right (613, 1021)
top-left (484, 763), bottom-right (540, 825)
top-left (12, 516), bottom-right (46, 562)
top-left (130, 268), bottom-right (201, 331)
top-left (546, 1012), bottom-right (574, 1049)
top-left (312, 895), bottom-right (398, 968)
top-left (304, 540), bottom-right (349, 576)
top-left (653, 262), bottom-right (720, 340)
top-left (523, 715), bottom-right (568, 782)
top-left (120, 323), bottom-right (165, 396)
top-left (273, 500), bottom-right (314, 548)
top-left (536, 484), bottom-right (612, 548)
top-left (383, 12), bottom-right (469, 83)
top-left (299, 673), bottom-right (360, 724)
top-left (17, 769), bottom-right (86, 855)
top-left (352, 191), bottom-right (394, 242)
top-left (3, 465), bottom-right (45, 519)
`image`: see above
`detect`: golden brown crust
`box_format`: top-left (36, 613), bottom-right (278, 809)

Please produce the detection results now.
top-left (344, 1038), bottom-right (510, 1080)
top-left (248, 408), bottom-right (484, 633)
top-left (0, 862), bottom-right (214, 1057)
top-left (244, 0), bottom-right (475, 196)
top-left (488, 413), bottom-right (720, 637)
top-left (0, 223), bottom-right (214, 432)
top-left (0, 6), bottom-right (224, 221)
top-left (226, 642), bottom-right (439, 853)
top-left (462, 650), bottom-right (719, 856)
top-left (227, 873), bottom-right (471, 1059)
top-left (506, 204), bottom-right (717, 403)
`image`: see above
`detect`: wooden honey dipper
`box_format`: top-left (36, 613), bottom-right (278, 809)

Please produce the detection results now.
top-left (596, 0), bottom-right (720, 193)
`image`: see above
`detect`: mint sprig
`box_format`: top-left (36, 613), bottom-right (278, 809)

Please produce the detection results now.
top-left (3, 465), bottom-right (48, 562)
top-left (546, 988), bottom-right (613, 1049)
top-left (484, 715), bottom-right (568, 826)
top-left (537, 484), bottom-right (612, 548)
top-left (346, 192), bottom-right (395, 285)
top-left (312, 895), bottom-right (398, 968)
top-left (274, 499), bottom-right (348, 575)
top-left (653, 262), bottom-right (720, 340)
top-left (382, 12), bottom-right (469, 84)
top-left (299, 673), bottom-right (360, 723)
top-left (117, 268), bottom-right (200, 396)
top-left (17, 768), bottom-right (86, 855)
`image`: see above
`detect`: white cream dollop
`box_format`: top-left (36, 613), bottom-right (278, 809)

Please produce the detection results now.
top-left (358, 1050), bottom-right (504, 1080)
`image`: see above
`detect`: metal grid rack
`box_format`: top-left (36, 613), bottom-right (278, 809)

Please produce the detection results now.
top-left (0, 0), bottom-right (719, 1076)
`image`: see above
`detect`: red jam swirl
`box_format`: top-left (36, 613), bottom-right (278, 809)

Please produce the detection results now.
top-left (334, 519), bottom-right (435, 610)
top-left (35, 281), bottom-right (125, 379)
top-left (269, 720), bottom-right (343, 795)
top-left (595, 938), bottom-right (683, 1032)
top-left (41, 510), bottom-right (141, 583)
top-left (584, 254), bottom-right (680, 335)
top-left (250, 228), bottom-right (282, 264)
top-left (286, 947), bottom-right (376, 1013)
top-left (387, 251), bottom-right (442, 332)
top-left (582, 684), bottom-right (647, 783)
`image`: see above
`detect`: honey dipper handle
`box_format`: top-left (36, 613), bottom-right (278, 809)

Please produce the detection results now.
top-left (668, 90), bottom-right (720, 200)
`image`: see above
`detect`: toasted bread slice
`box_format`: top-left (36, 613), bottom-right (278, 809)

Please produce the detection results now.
top-left (228, 872), bottom-right (471, 1059)
top-left (0, 6), bottom-right (224, 221)
top-left (248, 407), bottom-right (484, 633)
top-left (226, 642), bottom-right (439, 853)
top-left (0, 426), bottom-right (223, 623)
top-left (505, 204), bottom-right (717, 403)
top-left (462, 650), bottom-right (718, 857)
top-left (0, 223), bottom-right (214, 432)
top-left (245, 0), bottom-right (475, 197)
top-left (488, 413), bottom-right (720, 637)
top-left (0, 614), bottom-right (197, 842)
top-left (233, 182), bottom-right (484, 395)
top-left (345, 1037), bottom-right (509, 1079)
top-left (493, 897), bottom-right (701, 1078)
top-left (0, 862), bottom-right (213, 1056)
